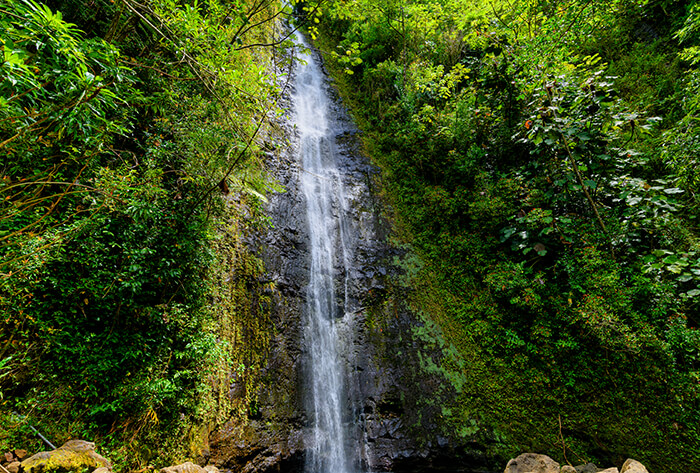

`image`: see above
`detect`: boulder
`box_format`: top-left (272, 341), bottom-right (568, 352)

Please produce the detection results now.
top-left (7, 462), bottom-right (21, 473)
top-left (597, 469), bottom-right (619, 473)
top-left (620, 459), bottom-right (648, 473)
top-left (159, 463), bottom-right (206, 473)
top-left (6, 452), bottom-right (16, 463)
top-left (504, 453), bottom-right (560, 473)
top-left (20, 440), bottom-right (111, 473)
top-left (575, 463), bottom-right (599, 473)
top-left (14, 452), bottom-right (28, 462)
top-left (92, 468), bottom-right (111, 473)
top-left (561, 466), bottom-right (577, 473)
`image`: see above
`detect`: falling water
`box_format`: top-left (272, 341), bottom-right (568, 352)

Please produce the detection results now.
top-left (292, 32), bottom-right (355, 473)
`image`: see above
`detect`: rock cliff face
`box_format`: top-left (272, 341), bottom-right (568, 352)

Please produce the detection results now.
top-left (208, 44), bottom-right (495, 473)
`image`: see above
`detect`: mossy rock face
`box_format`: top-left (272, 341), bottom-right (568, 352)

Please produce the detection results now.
top-left (20, 440), bottom-right (111, 473)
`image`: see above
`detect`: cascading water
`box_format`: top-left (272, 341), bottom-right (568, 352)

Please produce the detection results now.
top-left (292, 32), bottom-right (356, 473)
top-left (208, 23), bottom-right (483, 473)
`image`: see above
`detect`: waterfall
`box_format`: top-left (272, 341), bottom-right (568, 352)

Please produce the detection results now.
top-left (292, 32), bottom-right (356, 473)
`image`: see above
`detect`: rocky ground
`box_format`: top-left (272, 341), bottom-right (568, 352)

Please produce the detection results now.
top-left (3, 444), bottom-right (653, 473)
top-left (3, 441), bottom-right (220, 473)
top-left (504, 453), bottom-right (650, 473)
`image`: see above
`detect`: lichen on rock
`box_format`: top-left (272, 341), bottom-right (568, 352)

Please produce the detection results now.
top-left (20, 440), bottom-right (111, 473)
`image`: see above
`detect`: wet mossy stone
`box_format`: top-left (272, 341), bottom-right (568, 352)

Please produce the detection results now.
top-left (20, 440), bottom-right (111, 473)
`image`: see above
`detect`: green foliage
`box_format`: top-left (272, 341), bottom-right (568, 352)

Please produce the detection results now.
top-left (317, 0), bottom-right (700, 470)
top-left (1, 0), bottom-right (133, 158)
top-left (1, 0), bottom-right (285, 467)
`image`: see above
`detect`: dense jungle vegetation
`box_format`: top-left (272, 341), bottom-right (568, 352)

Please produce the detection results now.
top-left (3, 0), bottom-right (700, 471)
top-left (312, 0), bottom-right (700, 470)
top-left (0, 0), bottom-right (295, 466)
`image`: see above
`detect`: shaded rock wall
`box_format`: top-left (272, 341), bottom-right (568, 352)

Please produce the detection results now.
top-left (209, 42), bottom-right (498, 473)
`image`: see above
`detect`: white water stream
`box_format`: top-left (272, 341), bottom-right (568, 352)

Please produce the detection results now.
top-left (292, 32), bottom-right (356, 473)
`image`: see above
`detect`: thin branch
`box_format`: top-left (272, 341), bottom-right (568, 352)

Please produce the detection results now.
top-left (0, 167), bottom-right (89, 243)
top-left (119, 59), bottom-right (198, 81)
top-left (489, 0), bottom-right (518, 38)
top-left (554, 0), bottom-right (595, 42)
top-left (0, 190), bottom-right (89, 223)
top-left (230, 0), bottom-right (270, 42)
top-left (3, 81), bottom-right (53, 106)
top-left (233, 0), bottom-right (325, 51)
top-left (0, 7), bottom-right (25, 21)
top-left (232, 28), bottom-right (300, 51)
top-left (558, 414), bottom-right (570, 466)
top-left (2, 180), bottom-right (101, 194)
top-left (187, 52), bottom-right (295, 213)
top-left (373, 4), bottom-right (405, 39)
top-left (0, 83), bottom-right (112, 150)
top-left (0, 202), bottom-right (107, 269)
top-left (545, 86), bottom-right (608, 236)
top-left (235, 1), bottom-right (290, 42)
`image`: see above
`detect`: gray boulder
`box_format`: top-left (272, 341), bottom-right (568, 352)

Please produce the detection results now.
top-left (620, 459), bottom-right (649, 473)
top-left (504, 453), bottom-right (560, 473)
top-left (575, 463), bottom-right (599, 473)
